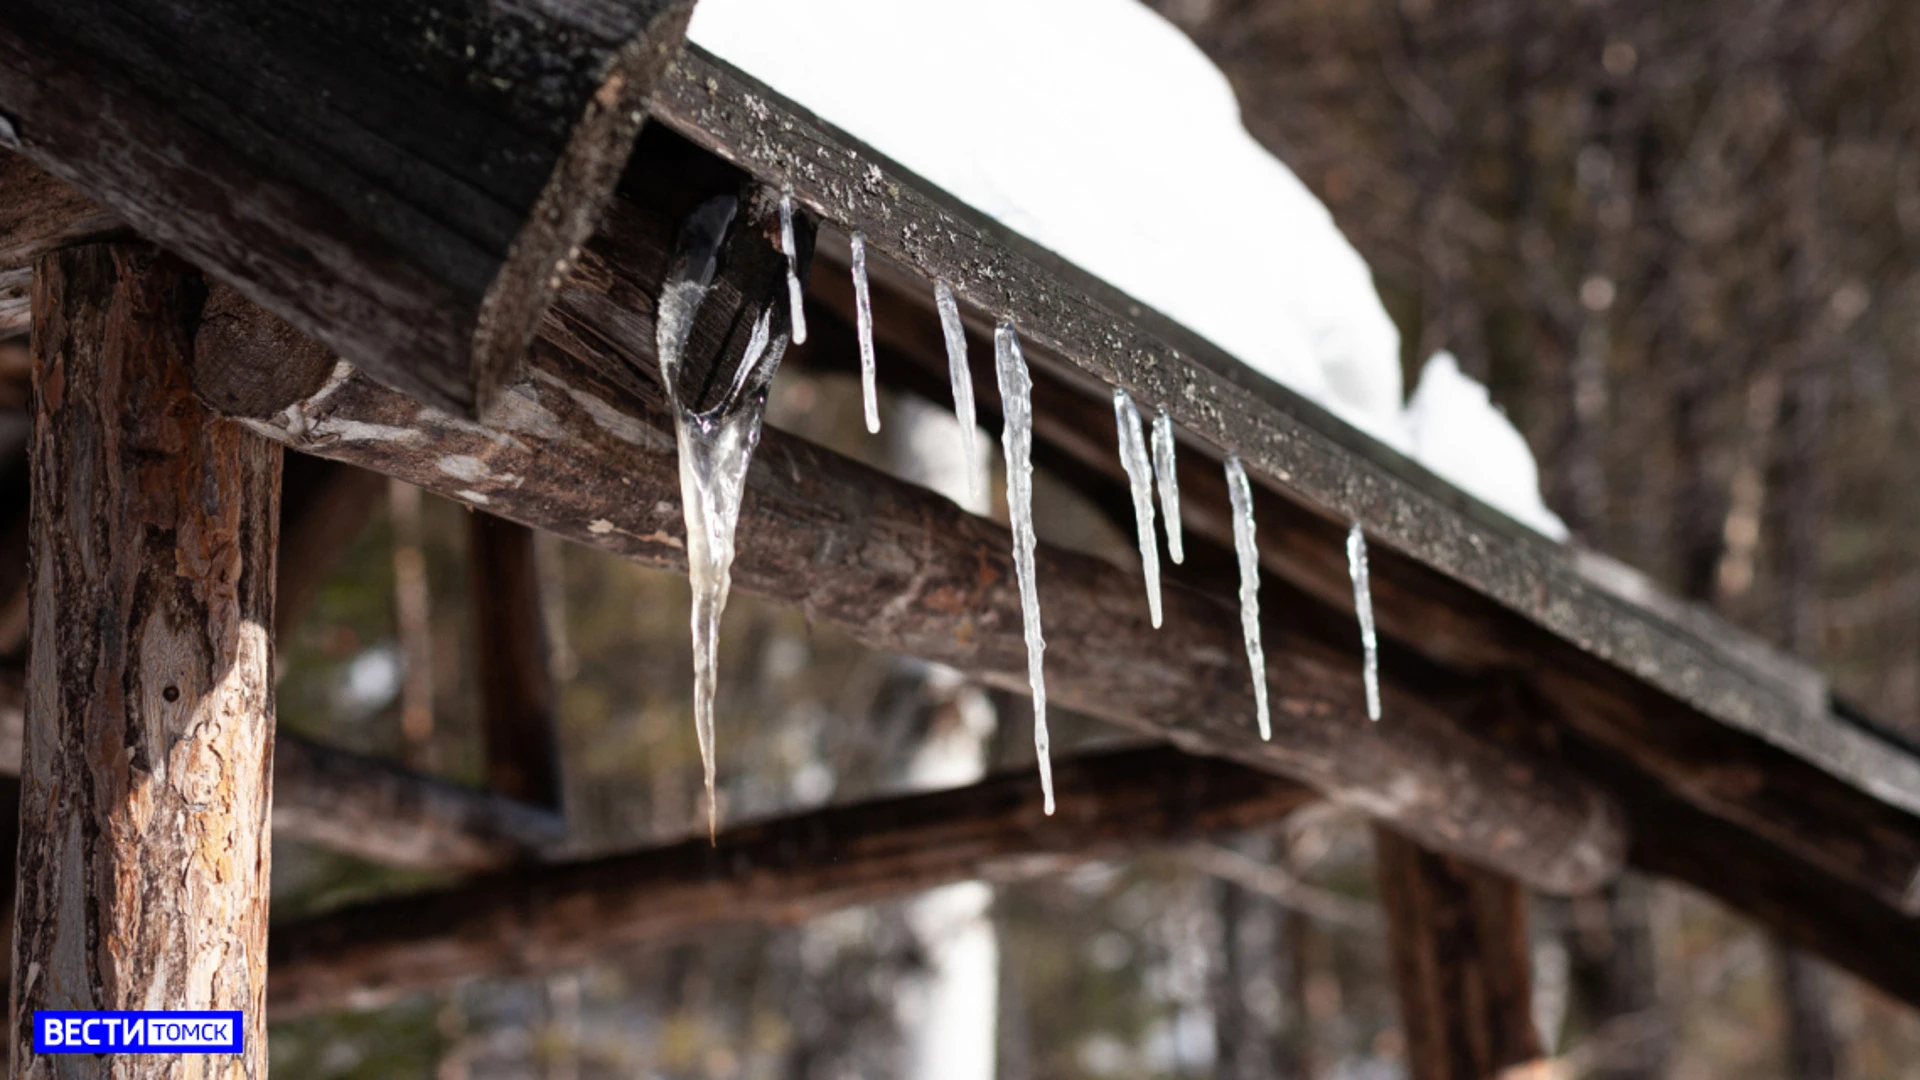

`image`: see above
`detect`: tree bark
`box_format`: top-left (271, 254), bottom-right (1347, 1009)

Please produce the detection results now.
top-left (12, 244), bottom-right (279, 1075)
top-left (1374, 827), bottom-right (1543, 1080)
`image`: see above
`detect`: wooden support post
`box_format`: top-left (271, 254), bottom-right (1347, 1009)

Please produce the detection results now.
top-left (468, 515), bottom-right (564, 809)
top-left (0, 2), bottom-right (696, 415)
top-left (1374, 827), bottom-right (1544, 1080)
top-left (13, 245), bottom-right (280, 1072)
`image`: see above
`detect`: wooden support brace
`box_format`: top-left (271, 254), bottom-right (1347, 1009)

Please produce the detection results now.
top-left (0, 1), bottom-right (696, 415)
top-left (1374, 827), bottom-right (1545, 1080)
top-left (268, 747), bottom-right (1316, 1016)
top-left (468, 515), bottom-right (565, 809)
top-left (13, 244), bottom-right (279, 1072)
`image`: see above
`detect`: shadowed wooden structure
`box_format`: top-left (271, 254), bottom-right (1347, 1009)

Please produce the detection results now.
top-left (1, 9), bottom-right (1918, 1078)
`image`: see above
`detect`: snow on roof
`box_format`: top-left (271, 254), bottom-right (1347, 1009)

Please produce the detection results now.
top-left (688, 0), bottom-right (1568, 540)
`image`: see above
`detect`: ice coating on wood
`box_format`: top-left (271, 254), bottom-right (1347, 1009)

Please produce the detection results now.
top-left (1347, 522), bottom-right (1381, 721)
top-left (850, 231), bottom-right (880, 433)
top-left (934, 280), bottom-right (982, 500)
top-left (1113, 388), bottom-right (1162, 628)
top-left (779, 189), bottom-right (807, 345)
top-left (995, 321), bottom-right (1053, 814)
top-left (1225, 455), bottom-right (1271, 740)
top-left (657, 195), bottom-right (788, 840)
top-left (1150, 406), bottom-right (1184, 564)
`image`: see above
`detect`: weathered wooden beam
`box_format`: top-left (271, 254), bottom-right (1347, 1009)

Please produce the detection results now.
top-left (0, 1), bottom-right (696, 416)
top-left (651, 48), bottom-right (1920, 855)
top-left (273, 455), bottom-right (390, 643)
top-left (15, 243), bottom-right (279, 1071)
top-left (269, 734), bottom-right (565, 873)
top-left (468, 515), bottom-right (565, 809)
top-left (1374, 827), bottom-right (1545, 1080)
top-left (227, 335), bottom-right (1624, 896)
top-left (268, 747), bottom-right (1316, 1016)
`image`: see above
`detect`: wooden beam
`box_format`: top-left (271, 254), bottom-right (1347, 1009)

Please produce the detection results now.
top-left (227, 328), bottom-right (1625, 896)
top-left (268, 747), bottom-right (1316, 1016)
top-left (269, 734), bottom-right (565, 873)
top-left (1374, 827), bottom-right (1544, 1080)
top-left (14, 243), bottom-right (278, 1071)
top-left (0, 1), bottom-right (696, 415)
top-left (468, 515), bottom-right (565, 809)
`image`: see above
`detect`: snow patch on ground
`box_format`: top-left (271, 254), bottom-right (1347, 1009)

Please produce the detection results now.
top-left (689, 0), bottom-right (1567, 540)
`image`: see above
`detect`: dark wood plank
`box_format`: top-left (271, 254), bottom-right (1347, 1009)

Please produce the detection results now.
top-left (268, 747), bottom-right (1316, 1016)
top-left (1374, 827), bottom-right (1544, 1080)
top-left (0, 1), bottom-right (696, 415)
top-left (15, 244), bottom-right (279, 1072)
top-left (468, 515), bottom-right (565, 809)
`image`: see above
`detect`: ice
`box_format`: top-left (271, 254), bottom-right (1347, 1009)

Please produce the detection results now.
top-left (657, 195), bottom-right (789, 840)
top-left (1347, 523), bottom-right (1381, 721)
top-left (994, 321), bottom-right (1053, 813)
top-left (1150, 406), bottom-right (1184, 565)
top-left (1224, 456), bottom-right (1270, 740)
top-left (934, 280), bottom-right (982, 501)
top-left (1113, 388), bottom-right (1163, 628)
top-left (779, 189), bottom-right (807, 346)
top-left (851, 231), bottom-right (880, 433)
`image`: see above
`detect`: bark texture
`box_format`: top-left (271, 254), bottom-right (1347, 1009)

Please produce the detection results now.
top-left (1374, 827), bottom-right (1543, 1080)
top-left (13, 245), bottom-right (279, 1074)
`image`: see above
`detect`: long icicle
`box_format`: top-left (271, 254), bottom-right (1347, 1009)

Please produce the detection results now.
top-left (1113, 388), bottom-right (1163, 627)
top-left (1225, 455), bottom-right (1271, 739)
top-left (1347, 523), bottom-right (1381, 721)
top-left (1151, 407), bottom-right (1185, 564)
top-left (934, 280), bottom-right (982, 500)
top-left (657, 195), bottom-right (789, 841)
top-left (851, 231), bottom-right (880, 433)
top-left (779, 189), bottom-right (807, 345)
top-left (995, 320), bottom-right (1053, 813)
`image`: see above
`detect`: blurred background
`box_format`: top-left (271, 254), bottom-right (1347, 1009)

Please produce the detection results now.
top-left (260, 0), bottom-right (1920, 1077)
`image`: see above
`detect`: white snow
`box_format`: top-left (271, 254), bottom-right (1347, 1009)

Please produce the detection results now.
top-left (1405, 353), bottom-right (1568, 539)
top-left (689, 0), bottom-right (1569, 541)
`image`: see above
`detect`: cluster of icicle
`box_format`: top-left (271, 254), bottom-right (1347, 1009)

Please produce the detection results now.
top-left (664, 191), bottom-right (1385, 836)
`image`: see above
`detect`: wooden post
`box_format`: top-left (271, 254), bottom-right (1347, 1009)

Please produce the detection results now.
top-left (467, 515), bottom-right (564, 809)
top-left (11, 245), bottom-right (280, 1073)
top-left (1374, 827), bottom-right (1544, 1080)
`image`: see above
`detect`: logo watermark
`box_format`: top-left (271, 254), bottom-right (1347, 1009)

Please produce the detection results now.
top-left (34, 1011), bottom-right (244, 1054)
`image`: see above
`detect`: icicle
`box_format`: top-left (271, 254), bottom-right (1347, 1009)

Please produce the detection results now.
top-left (934, 280), bottom-right (982, 500)
top-left (658, 195), bottom-right (789, 840)
top-left (779, 189), bottom-right (807, 345)
top-left (1113, 388), bottom-right (1163, 628)
top-left (995, 321), bottom-right (1053, 813)
top-left (1224, 456), bottom-right (1271, 740)
top-left (851, 232), bottom-right (880, 433)
top-left (1151, 407), bottom-right (1185, 565)
top-left (1347, 522), bottom-right (1381, 721)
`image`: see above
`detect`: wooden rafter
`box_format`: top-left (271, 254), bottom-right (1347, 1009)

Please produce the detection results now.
top-left (268, 747), bottom-right (1316, 1016)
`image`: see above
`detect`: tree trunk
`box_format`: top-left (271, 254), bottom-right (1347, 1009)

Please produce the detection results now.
top-left (12, 244), bottom-right (280, 1074)
top-left (1374, 827), bottom-right (1543, 1080)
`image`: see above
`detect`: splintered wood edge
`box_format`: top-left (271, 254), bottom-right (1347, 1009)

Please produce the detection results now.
top-left (649, 45), bottom-right (1920, 820)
